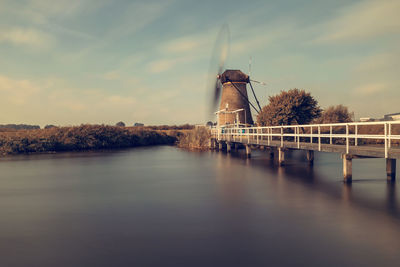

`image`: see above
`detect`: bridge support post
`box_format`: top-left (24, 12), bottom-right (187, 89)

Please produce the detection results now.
top-left (268, 148), bottom-right (274, 159)
top-left (209, 139), bottom-right (216, 149)
top-left (386, 159), bottom-right (396, 180)
top-left (278, 148), bottom-right (285, 166)
top-left (234, 143), bottom-right (239, 151)
top-left (218, 142), bottom-right (223, 151)
top-left (227, 142), bottom-right (232, 153)
top-left (306, 150), bottom-right (314, 166)
top-left (245, 144), bottom-right (251, 158)
top-left (342, 154), bottom-right (352, 183)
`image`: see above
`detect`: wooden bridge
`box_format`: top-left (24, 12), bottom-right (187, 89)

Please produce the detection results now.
top-left (211, 121), bottom-right (400, 183)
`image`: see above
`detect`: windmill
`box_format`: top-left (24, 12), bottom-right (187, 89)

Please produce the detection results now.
top-left (208, 25), bottom-right (265, 127)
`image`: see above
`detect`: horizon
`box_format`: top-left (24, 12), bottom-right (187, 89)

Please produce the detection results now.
top-left (1, 0), bottom-right (399, 126)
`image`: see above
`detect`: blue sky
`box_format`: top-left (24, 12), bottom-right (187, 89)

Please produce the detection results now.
top-left (0, 0), bottom-right (399, 126)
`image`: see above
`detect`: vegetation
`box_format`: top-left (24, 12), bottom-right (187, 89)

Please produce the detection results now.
top-left (314, 105), bottom-right (354, 124)
top-left (257, 89), bottom-right (322, 126)
top-left (177, 127), bottom-right (211, 150)
top-left (0, 124), bottom-right (40, 130)
top-left (145, 124), bottom-right (194, 130)
top-left (44, 125), bottom-right (57, 129)
top-left (0, 125), bottom-right (176, 156)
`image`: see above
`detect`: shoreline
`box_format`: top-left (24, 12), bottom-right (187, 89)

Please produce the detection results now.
top-left (0, 125), bottom-right (178, 156)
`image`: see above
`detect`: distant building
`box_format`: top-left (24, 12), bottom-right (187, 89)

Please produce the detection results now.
top-left (384, 112), bottom-right (400, 121)
top-left (134, 123), bottom-right (144, 127)
top-left (360, 117), bottom-right (375, 122)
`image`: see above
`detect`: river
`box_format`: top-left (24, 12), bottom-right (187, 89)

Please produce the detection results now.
top-left (0, 146), bottom-right (399, 266)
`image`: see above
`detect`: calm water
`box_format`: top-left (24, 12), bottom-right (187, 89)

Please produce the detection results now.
top-left (1, 146), bottom-right (400, 267)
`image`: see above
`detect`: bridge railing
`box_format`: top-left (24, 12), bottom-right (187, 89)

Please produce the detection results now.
top-left (211, 121), bottom-right (400, 158)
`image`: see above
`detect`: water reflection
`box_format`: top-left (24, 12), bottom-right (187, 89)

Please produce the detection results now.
top-left (221, 147), bottom-right (400, 219)
top-left (1, 146), bottom-right (400, 267)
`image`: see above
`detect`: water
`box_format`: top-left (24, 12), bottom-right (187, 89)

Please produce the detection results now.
top-left (0, 146), bottom-right (400, 267)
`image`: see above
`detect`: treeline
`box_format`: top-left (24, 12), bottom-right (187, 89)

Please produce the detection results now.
top-left (143, 124), bottom-right (194, 130)
top-left (0, 125), bottom-right (177, 155)
top-left (0, 124), bottom-right (40, 130)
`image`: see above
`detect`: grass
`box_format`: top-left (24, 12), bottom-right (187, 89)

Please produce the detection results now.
top-left (177, 127), bottom-right (211, 150)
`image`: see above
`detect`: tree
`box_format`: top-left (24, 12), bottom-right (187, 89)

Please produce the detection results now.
top-left (44, 125), bottom-right (56, 129)
top-left (315, 105), bottom-right (353, 124)
top-left (257, 89), bottom-right (321, 126)
top-left (206, 121), bottom-right (214, 127)
top-left (116, 121), bottom-right (125, 127)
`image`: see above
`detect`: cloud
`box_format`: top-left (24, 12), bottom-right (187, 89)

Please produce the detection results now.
top-left (313, 0), bottom-right (400, 43)
top-left (164, 39), bottom-right (200, 53)
top-left (353, 83), bottom-right (387, 96)
top-left (147, 59), bottom-right (178, 73)
top-left (353, 52), bottom-right (400, 74)
top-left (146, 54), bottom-right (197, 73)
top-left (0, 27), bottom-right (52, 47)
top-left (0, 75), bottom-right (42, 105)
top-left (103, 71), bottom-right (121, 81)
top-left (162, 34), bottom-right (209, 54)
top-left (106, 95), bottom-right (136, 105)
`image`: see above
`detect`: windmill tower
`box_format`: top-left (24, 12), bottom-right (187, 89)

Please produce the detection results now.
top-left (217, 69), bottom-right (253, 126)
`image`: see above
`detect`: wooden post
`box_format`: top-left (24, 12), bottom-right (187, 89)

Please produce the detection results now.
top-left (342, 154), bottom-right (352, 183)
top-left (306, 150), bottom-right (314, 166)
top-left (245, 144), bottom-right (251, 158)
top-left (278, 147), bottom-right (285, 166)
top-left (355, 125), bottom-right (358, 146)
top-left (386, 158), bottom-right (396, 180)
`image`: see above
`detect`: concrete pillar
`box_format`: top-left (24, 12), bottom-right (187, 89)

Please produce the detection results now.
top-left (342, 154), bottom-right (352, 183)
top-left (306, 150), bottom-right (314, 166)
top-left (387, 158), bottom-right (396, 180)
top-left (209, 139), bottom-right (215, 149)
top-left (245, 144), bottom-right (251, 158)
top-left (218, 142), bottom-right (223, 151)
top-left (269, 149), bottom-right (274, 159)
top-left (227, 142), bottom-right (231, 153)
top-left (278, 148), bottom-right (285, 166)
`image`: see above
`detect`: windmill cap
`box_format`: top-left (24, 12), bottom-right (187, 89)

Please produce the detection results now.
top-left (220, 69), bottom-right (249, 84)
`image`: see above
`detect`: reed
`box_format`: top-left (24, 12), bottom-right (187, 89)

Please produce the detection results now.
top-left (0, 124), bottom-right (177, 155)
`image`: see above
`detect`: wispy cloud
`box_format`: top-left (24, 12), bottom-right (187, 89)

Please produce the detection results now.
top-left (353, 83), bottom-right (387, 96)
top-left (161, 33), bottom-right (210, 54)
top-left (146, 54), bottom-right (197, 73)
top-left (313, 0), bottom-right (400, 43)
top-left (147, 59), bottom-right (178, 73)
top-left (0, 27), bottom-right (52, 47)
top-left (0, 75), bottom-right (42, 105)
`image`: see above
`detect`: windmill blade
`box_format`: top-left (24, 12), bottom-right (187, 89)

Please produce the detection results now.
top-left (212, 77), bottom-right (222, 109)
top-left (250, 79), bottom-right (267, 86)
top-left (206, 24), bottom-right (230, 115)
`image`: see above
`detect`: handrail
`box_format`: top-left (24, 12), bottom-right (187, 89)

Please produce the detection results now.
top-left (211, 121), bottom-right (400, 158)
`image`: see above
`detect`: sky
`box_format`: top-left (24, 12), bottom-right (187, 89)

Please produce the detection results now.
top-left (0, 0), bottom-right (399, 126)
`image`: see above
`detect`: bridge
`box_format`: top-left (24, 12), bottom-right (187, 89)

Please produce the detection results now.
top-left (211, 121), bottom-right (400, 183)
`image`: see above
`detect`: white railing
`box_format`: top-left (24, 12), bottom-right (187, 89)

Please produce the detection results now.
top-left (211, 121), bottom-right (400, 158)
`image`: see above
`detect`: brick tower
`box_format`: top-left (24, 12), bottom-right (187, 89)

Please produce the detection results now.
top-left (218, 70), bottom-right (253, 126)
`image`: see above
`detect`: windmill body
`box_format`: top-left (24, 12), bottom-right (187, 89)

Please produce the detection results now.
top-left (218, 69), bottom-right (253, 126)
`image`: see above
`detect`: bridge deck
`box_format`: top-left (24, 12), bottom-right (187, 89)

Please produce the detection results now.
top-left (217, 137), bottom-right (400, 159)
